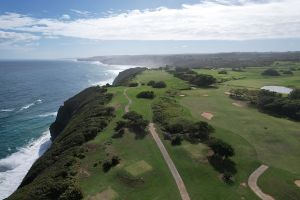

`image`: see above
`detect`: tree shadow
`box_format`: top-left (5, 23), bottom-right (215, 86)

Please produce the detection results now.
top-left (207, 155), bottom-right (237, 175)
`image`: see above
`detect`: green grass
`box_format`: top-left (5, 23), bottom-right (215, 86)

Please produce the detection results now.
top-left (79, 65), bottom-right (300, 200)
top-left (78, 84), bottom-right (181, 200)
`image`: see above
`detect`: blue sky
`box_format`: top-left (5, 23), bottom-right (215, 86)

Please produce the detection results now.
top-left (0, 0), bottom-right (300, 59)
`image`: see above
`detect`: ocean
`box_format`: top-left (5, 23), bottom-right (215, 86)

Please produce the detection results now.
top-left (0, 60), bottom-right (129, 199)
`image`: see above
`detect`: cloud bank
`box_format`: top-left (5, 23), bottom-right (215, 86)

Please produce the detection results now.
top-left (0, 0), bottom-right (300, 45)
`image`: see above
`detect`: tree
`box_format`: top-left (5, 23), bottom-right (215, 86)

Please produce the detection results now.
top-left (191, 74), bottom-right (216, 87)
top-left (188, 121), bottom-right (214, 141)
top-left (261, 68), bottom-right (280, 76)
top-left (209, 138), bottom-right (235, 159)
top-left (123, 111), bottom-right (149, 130)
top-left (136, 91), bottom-right (155, 99)
top-left (152, 81), bottom-right (167, 88)
top-left (128, 82), bottom-right (138, 87)
top-left (147, 80), bottom-right (155, 86)
top-left (218, 70), bottom-right (228, 74)
top-left (171, 135), bottom-right (182, 145)
top-left (289, 88), bottom-right (300, 99)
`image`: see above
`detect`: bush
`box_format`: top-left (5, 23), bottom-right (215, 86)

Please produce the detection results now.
top-left (289, 89), bottom-right (300, 99)
top-left (136, 91), bottom-right (155, 99)
top-left (218, 70), bottom-right (228, 74)
top-left (191, 74), bottom-right (216, 87)
top-left (123, 111), bottom-right (149, 131)
top-left (128, 82), bottom-right (138, 87)
top-left (152, 81), bottom-right (167, 88)
top-left (208, 138), bottom-right (235, 159)
top-left (261, 68), bottom-right (280, 76)
top-left (171, 135), bottom-right (182, 146)
top-left (282, 70), bottom-right (293, 75)
top-left (147, 80), bottom-right (155, 86)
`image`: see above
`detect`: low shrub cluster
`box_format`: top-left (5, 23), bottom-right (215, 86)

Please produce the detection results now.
top-left (147, 80), bottom-right (167, 88)
top-left (261, 68), bottom-right (280, 76)
top-left (230, 88), bottom-right (300, 120)
top-left (168, 67), bottom-right (216, 87)
top-left (136, 91), bottom-right (155, 99)
top-left (114, 111), bottom-right (149, 139)
top-left (8, 86), bottom-right (115, 200)
top-left (102, 155), bottom-right (121, 172)
top-left (218, 70), bottom-right (228, 74)
top-left (152, 96), bottom-right (236, 182)
top-left (128, 82), bottom-right (139, 87)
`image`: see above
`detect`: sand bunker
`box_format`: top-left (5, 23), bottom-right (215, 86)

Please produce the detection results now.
top-left (203, 94), bottom-right (209, 97)
top-left (125, 160), bottom-right (152, 176)
top-left (88, 187), bottom-right (118, 200)
top-left (179, 94), bottom-right (186, 97)
top-left (201, 112), bottom-right (214, 120)
top-left (295, 180), bottom-right (300, 188)
top-left (224, 92), bottom-right (231, 95)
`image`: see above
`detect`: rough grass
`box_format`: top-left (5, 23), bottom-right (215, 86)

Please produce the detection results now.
top-left (125, 160), bottom-right (153, 176)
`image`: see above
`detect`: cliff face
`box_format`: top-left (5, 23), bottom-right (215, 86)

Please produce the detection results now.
top-left (113, 67), bottom-right (147, 86)
top-left (8, 86), bottom-right (115, 200)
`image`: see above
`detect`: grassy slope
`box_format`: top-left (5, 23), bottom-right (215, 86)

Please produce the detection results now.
top-left (184, 65), bottom-right (300, 199)
top-left (79, 66), bottom-right (300, 200)
top-left (78, 85), bottom-right (181, 200)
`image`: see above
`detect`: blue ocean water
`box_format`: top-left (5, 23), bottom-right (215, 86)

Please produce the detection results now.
top-left (0, 60), bottom-right (127, 199)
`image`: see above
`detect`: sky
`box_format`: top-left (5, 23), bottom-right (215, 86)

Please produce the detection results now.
top-left (0, 0), bottom-right (300, 59)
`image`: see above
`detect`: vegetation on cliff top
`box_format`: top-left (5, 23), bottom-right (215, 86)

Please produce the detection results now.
top-left (8, 86), bottom-right (115, 200)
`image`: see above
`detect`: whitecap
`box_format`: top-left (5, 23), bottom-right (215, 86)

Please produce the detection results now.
top-left (0, 131), bottom-right (51, 199)
top-left (19, 103), bottom-right (35, 111)
top-left (37, 112), bottom-right (57, 118)
top-left (0, 109), bottom-right (14, 112)
top-left (19, 99), bottom-right (43, 111)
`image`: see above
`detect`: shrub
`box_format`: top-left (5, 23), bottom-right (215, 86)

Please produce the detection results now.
top-left (218, 70), bottom-right (228, 74)
top-left (208, 138), bottom-right (235, 159)
top-left (152, 81), bottom-right (167, 88)
top-left (136, 91), bottom-right (155, 99)
top-left (289, 89), bottom-right (300, 99)
top-left (147, 80), bottom-right (155, 86)
top-left (191, 74), bottom-right (216, 87)
top-left (128, 82), bottom-right (138, 87)
top-left (261, 68), bottom-right (280, 76)
top-left (282, 70), bottom-right (293, 75)
top-left (171, 135), bottom-right (182, 146)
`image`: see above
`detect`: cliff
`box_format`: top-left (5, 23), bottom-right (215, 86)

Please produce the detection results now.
top-left (8, 86), bottom-right (115, 200)
top-left (113, 67), bottom-right (146, 86)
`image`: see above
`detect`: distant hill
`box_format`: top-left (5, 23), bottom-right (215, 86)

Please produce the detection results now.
top-left (78, 52), bottom-right (300, 68)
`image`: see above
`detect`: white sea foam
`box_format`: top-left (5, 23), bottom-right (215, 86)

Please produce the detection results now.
top-left (0, 109), bottom-right (14, 112)
top-left (19, 99), bottom-right (43, 111)
top-left (37, 112), bottom-right (57, 118)
top-left (0, 131), bottom-right (51, 199)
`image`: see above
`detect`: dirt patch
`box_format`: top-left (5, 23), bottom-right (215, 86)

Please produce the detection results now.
top-left (232, 101), bottom-right (246, 108)
top-left (85, 143), bottom-right (99, 152)
top-left (78, 167), bottom-right (91, 178)
top-left (182, 144), bottom-right (209, 162)
top-left (201, 112), bottom-right (214, 120)
top-left (203, 94), bottom-right (209, 97)
top-left (113, 103), bottom-right (121, 110)
top-left (240, 182), bottom-right (247, 187)
top-left (125, 160), bottom-right (152, 176)
top-left (295, 180), bottom-right (300, 188)
top-left (88, 187), bottom-right (118, 200)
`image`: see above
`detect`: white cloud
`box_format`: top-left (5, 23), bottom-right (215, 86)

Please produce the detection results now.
top-left (0, 30), bottom-right (39, 43)
top-left (61, 14), bottom-right (71, 20)
top-left (0, 0), bottom-right (300, 41)
top-left (70, 9), bottom-right (92, 17)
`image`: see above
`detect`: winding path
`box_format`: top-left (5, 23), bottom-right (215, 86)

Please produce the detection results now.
top-left (248, 165), bottom-right (274, 200)
top-left (123, 88), bottom-right (190, 200)
top-left (123, 88), bottom-right (132, 113)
